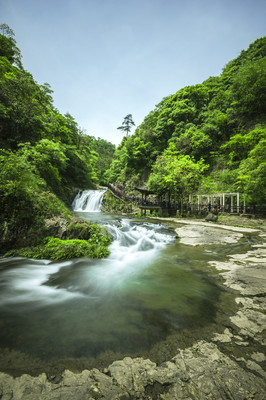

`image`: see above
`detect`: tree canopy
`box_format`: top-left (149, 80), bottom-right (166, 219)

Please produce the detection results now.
top-left (106, 37), bottom-right (266, 205)
top-left (0, 25), bottom-right (115, 252)
top-left (148, 144), bottom-right (208, 210)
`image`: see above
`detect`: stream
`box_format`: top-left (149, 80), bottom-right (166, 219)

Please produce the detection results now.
top-left (0, 190), bottom-right (241, 366)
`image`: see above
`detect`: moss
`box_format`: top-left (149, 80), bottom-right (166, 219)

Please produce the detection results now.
top-left (1, 194), bottom-right (113, 260)
top-left (217, 214), bottom-right (266, 231)
top-left (4, 217), bottom-right (113, 260)
top-left (5, 230), bottom-right (112, 260)
top-left (64, 221), bottom-right (91, 239)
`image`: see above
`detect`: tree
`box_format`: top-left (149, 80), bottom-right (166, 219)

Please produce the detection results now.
top-left (148, 144), bottom-right (208, 212)
top-left (221, 126), bottom-right (266, 166)
top-left (236, 139), bottom-right (266, 204)
top-left (0, 23), bottom-right (22, 68)
top-left (117, 114), bottom-right (135, 136)
top-left (90, 137), bottom-right (115, 184)
top-left (230, 58), bottom-right (266, 120)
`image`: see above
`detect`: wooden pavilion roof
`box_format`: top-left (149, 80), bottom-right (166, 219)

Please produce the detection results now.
top-left (134, 187), bottom-right (154, 195)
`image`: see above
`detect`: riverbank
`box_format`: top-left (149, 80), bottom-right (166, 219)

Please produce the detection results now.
top-left (0, 216), bottom-right (265, 399)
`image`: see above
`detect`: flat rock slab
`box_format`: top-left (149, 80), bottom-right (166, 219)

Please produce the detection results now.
top-left (156, 217), bottom-right (260, 233)
top-left (175, 224), bottom-right (243, 246)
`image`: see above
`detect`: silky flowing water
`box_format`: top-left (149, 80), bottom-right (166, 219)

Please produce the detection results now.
top-left (0, 190), bottom-right (248, 369)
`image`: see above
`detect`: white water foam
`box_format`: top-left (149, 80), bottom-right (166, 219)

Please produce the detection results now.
top-left (82, 219), bottom-right (175, 293)
top-left (0, 190), bottom-right (175, 306)
top-left (0, 258), bottom-right (83, 308)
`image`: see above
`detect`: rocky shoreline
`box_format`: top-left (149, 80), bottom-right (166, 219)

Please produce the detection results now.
top-left (0, 218), bottom-right (265, 399)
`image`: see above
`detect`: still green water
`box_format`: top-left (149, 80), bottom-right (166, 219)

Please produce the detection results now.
top-left (0, 213), bottom-right (246, 363)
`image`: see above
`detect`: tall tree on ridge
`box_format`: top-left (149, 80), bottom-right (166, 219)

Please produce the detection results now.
top-left (117, 114), bottom-right (135, 136)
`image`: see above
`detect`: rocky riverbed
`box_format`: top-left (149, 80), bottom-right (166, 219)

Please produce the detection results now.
top-left (0, 218), bottom-right (265, 399)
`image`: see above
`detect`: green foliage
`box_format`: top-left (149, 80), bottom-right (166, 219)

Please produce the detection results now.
top-left (221, 126), bottom-right (266, 166)
top-left (0, 25), bottom-right (101, 198)
top-left (0, 24), bottom-right (22, 68)
top-left (148, 145), bottom-right (208, 203)
top-left (0, 25), bottom-right (114, 256)
top-left (6, 234), bottom-right (111, 260)
top-left (236, 139), bottom-right (266, 203)
top-left (104, 143), bottom-right (130, 183)
top-left (90, 136), bottom-right (115, 184)
top-left (0, 147), bottom-right (73, 250)
top-left (230, 58), bottom-right (266, 120)
top-left (102, 190), bottom-right (131, 213)
top-left (4, 220), bottom-right (112, 259)
top-left (0, 149), bottom-right (45, 226)
top-left (106, 37), bottom-right (266, 206)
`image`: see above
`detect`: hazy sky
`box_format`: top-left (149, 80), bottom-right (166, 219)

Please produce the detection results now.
top-left (1, 0), bottom-right (265, 146)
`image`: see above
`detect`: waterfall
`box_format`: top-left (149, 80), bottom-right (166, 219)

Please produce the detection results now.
top-left (72, 190), bottom-right (105, 212)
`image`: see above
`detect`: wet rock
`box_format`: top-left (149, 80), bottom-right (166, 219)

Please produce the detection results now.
top-left (1, 342), bottom-right (266, 399)
top-left (251, 352), bottom-right (266, 363)
top-left (44, 216), bottom-right (92, 240)
top-left (175, 224), bottom-right (242, 246)
top-left (230, 307), bottom-right (266, 341)
top-left (108, 357), bottom-right (156, 395)
top-left (205, 212), bottom-right (218, 222)
top-left (212, 327), bottom-right (234, 343)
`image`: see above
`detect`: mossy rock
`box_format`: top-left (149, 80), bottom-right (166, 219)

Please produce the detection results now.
top-left (5, 232), bottom-right (112, 260)
top-left (4, 217), bottom-right (112, 260)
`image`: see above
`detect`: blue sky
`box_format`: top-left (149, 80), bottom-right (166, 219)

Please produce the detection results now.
top-left (1, 0), bottom-right (265, 146)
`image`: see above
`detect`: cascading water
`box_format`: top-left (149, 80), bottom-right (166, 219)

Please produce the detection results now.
top-left (0, 189), bottom-right (222, 365)
top-left (82, 219), bottom-right (176, 294)
top-left (72, 189), bottom-right (106, 212)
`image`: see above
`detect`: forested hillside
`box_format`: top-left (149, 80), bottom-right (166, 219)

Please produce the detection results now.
top-left (105, 37), bottom-right (266, 205)
top-left (1, 26), bottom-right (265, 254)
top-left (0, 24), bottom-right (113, 254)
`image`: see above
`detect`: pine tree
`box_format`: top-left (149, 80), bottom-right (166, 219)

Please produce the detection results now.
top-left (117, 114), bottom-right (135, 136)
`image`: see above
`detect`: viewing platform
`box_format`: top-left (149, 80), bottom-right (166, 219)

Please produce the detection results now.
top-left (108, 184), bottom-right (266, 217)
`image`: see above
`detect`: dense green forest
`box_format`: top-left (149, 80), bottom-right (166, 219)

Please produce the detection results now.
top-left (1, 25), bottom-right (265, 255)
top-left (0, 24), bottom-right (114, 255)
top-left (105, 37), bottom-right (266, 206)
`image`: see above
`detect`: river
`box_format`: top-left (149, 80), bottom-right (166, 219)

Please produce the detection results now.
top-left (0, 190), bottom-right (241, 371)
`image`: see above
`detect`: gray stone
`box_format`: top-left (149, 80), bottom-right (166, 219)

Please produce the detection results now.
top-left (205, 212), bottom-right (218, 222)
top-left (175, 224), bottom-right (242, 246)
top-left (1, 342), bottom-right (266, 399)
